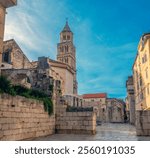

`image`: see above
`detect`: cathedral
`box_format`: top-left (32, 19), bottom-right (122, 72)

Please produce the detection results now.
top-left (1, 21), bottom-right (78, 97)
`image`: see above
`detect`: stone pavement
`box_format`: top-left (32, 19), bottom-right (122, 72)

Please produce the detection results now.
top-left (33, 123), bottom-right (150, 141)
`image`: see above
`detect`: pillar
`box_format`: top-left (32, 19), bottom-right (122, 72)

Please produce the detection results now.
top-left (0, 5), bottom-right (6, 69)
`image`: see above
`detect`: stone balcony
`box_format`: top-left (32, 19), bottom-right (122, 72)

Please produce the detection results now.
top-left (0, 0), bottom-right (17, 8)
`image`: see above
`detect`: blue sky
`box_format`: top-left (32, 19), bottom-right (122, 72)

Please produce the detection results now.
top-left (4, 0), bottom-right (150, 98)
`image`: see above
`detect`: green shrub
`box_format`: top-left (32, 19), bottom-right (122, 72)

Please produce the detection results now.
top-left (0, 75), bottom-right (11, 93)
top-left (0, 75), bottom-right (53, 115)
top-left (43, 98), bottom-right (53, 115)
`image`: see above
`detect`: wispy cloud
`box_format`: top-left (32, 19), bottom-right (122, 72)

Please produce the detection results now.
top-left (4, 0), bottom-right (139, 99)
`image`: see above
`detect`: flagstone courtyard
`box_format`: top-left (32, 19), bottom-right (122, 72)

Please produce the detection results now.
top-left (33, 123), bottom-right (150, 141)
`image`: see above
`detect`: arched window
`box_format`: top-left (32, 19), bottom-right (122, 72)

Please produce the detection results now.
top-left (66, 45), bottom-right (69, 52)
top-left (67, 35), bottom-right (70, 40)
top-left (66, 58), bottom-right (68, 63)
top-left (63, 35), bottom-right (66, 40)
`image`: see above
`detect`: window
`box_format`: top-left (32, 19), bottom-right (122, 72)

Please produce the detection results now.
top-left (3, 50), bottom-right (10, 63)
top-left (147, 86), bottom-right (150, 95)
top-left (146, 68), bottom-right (148, 79)
top-left (66, 58), bottom-right (68, 63)
top-left (142, 57), bottom-right (145, 63)
top-left (142, 54), bottom-right (147, 64)
top-left (67, 35), bottom-right (70, 40)
top-left (139, 77), bottom-right (142, 86)
top-left (137, 83), bottom-right (139, 90)
top-left (140, 93), bottom-right (143, 100)
top-left (65, 45), bottom-right (68, 52)
top-left (63, 35), bottom-right (66, 40)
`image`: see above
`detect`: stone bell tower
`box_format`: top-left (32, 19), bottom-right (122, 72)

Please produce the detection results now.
top-left (0, 0), bottom-right (17, 71)
top-left (57, 20), bottom-right (78, 94)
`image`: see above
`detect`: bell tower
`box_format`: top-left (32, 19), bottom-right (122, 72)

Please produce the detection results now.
top-left (57, 20), bottom-right (77, 94)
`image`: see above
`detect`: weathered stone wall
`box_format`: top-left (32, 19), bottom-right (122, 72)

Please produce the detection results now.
top-left (2, 39), bottom-right (31, 69)
top-left (56, 104), bottom-right (96, 134)
top-left (106, 98), bottom-right (125, 123)
top-left (136, 110), bottom-right (150, 136)
top-left (0, 94), bottom-right (55, 140)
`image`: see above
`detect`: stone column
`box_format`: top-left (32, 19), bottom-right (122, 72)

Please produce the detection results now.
top-left (0, 5), bottom-right (6, 69)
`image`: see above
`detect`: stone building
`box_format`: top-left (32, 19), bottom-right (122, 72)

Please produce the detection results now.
top-left (132, 33), bottom-right (150, 135)
top-left (2, 39), bottom-right (31, 69)
top-left (82, 93), bottom-right (107, 122)
top-left (30, 21), bottom-right (77, 96)
top-left (106, 98), bottom-right (125, 123)
top-left (133, 33), bottom-right (150, 110)
top-left (1, 20), bottom-right (78, 99)
top-left (63, 94), bottom-right (83, 107)
top-left (0, 0), bottom-right (17, 71)
top-left (126, 76), bottom-right (135, 124)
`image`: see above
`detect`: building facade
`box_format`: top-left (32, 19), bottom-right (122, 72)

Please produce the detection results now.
top-left (82, 93), bottom-right (107, 122)
top-left (106, 98), bottom-right (125, 123)
top-left (0, 0), bottom-right (17, 71)
top-left (132, 33), bottom-right (150, 136)
top-left (126, 76), bottom-right (135, 124)
top-left (133, 33), bottom-right (150, 110)
top-left (2, 39), bottom-right (31, 69)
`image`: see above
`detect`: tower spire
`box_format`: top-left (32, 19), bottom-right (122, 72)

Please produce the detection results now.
top-left (62, 18), bottom-right (72, 32)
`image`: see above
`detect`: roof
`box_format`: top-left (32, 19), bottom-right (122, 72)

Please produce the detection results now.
top-left (3, 39), bottom-right (30, 62)
top-left (107, 98), bottom-right (125, 105)
top-left (61, 21), bottom-right (72, 33)
top-left (82, 93), bottom-right (107, 99)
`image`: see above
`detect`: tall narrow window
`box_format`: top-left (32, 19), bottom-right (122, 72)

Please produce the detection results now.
top-left (67, 35), bottom-right (70, 40)
top-left (63, 35), bottom-right (66, 40)
top-left (142, 57), bottom-right (145, 63)
top-left (139, 77), bottom-right (142, 86)
top-left (146, 68), bottom-right (148, 79)
top-left (3, 49), bottom-right (11, 63)
top-left (147, 86), bottom-right (149, 95)
top-left (66, 45), bottom-right (68, 52)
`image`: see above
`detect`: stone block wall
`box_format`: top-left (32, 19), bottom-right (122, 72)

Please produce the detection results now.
top-left (56, 104), bottom-right (96, 135)
top-left (136, 110), bottom-right (150, 136)
top-left (0, 94), bottom-right (55, 140)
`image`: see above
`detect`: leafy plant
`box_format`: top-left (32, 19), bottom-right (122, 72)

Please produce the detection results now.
top-left (0, 75), bottom-right (53, 115)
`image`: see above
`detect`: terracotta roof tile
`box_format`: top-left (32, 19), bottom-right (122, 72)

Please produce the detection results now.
top-left (82, 93), bottom-right (107, 99)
